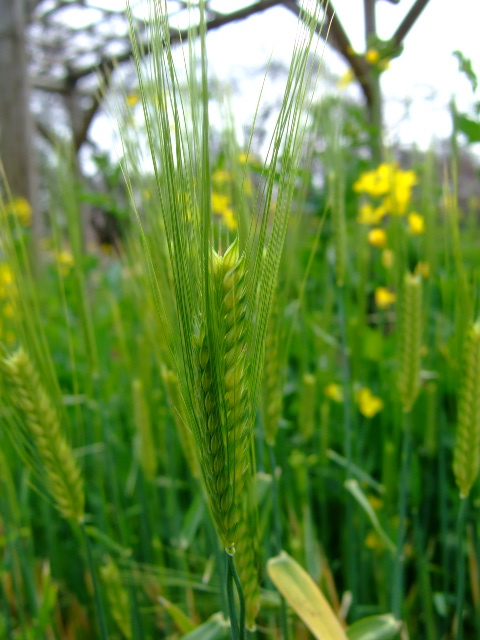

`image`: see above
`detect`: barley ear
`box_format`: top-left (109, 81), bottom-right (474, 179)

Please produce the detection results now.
top-left (398, 273), bottom-right (422, 413)
top-left (194, 239), bottom-right (251, 553)
top-left (2, 347), bottom-right (84, 522)
top-left (100, 558), bottom-right (132, 640)
top-left (453, 322), bottom-right (480, 499)
top-left (262, 291), bottom-right (283, 447)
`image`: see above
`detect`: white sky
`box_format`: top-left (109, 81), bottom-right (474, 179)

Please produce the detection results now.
top-left (91, 0), bottom-right (480, 162)
top-left (203, 0), bottom-right (480, 150)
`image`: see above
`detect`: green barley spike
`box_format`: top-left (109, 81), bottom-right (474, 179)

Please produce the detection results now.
top-left (195, 238), bottom-right (250, 553)
top-left (2, 347), bottom-right (84, 522)
top-left (398, 273), bottom-right (422, 413)
top-left (262, 290), bottom-right (283, 447)
top-left (100, 558), bottom-right (132, 640)
top-left (453, 321), bottom-right (480, 499)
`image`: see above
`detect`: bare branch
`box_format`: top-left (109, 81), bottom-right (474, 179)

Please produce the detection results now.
top-left (391, 0), bottom-right (431, 49)
top-left (283, 0), bottom-right (372, 104)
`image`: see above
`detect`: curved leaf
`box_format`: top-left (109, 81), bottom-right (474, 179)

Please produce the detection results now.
top-left (267, 551), bottom-right (348, 640)
top-left (346, 614), bottom-right (402, 640)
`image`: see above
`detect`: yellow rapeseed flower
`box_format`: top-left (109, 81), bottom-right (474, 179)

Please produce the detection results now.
top-left (211, 192), bottom-right (230, 213)
top-left (3, 302), bottom-right (14, 318)
top-left (368, 228), bottom-right (387, 248)
top-left (355, 387), bottom-right (384, 418)
top-left (408, 212), bottom-right (425, 235)
top-left (338, 69), bottom-right (354, 89)
top-left (414, 262), bottom-right (430, 279)
top-left (354, 164), bottom-right (417, 217)
top-left (212, 169), bottom-right (233, 184)
top-left (382, 170), bottom-right (417, 216)
top-left (324, 383), bottom-right (343, 403)
top-left (126, 93), bottom-right (139, 108)
top-left (381, 249), bottom-right (395, 270)
top-left (365, 49), bottom-right (380, 65)
top-left (357, 203), bottom-right (387, 225)
top-left (221, 208), bottom-right (238, 231)
top-left (375, 287), bottom-right (396, 309)
top-left (0, 264), bottom-right (14, 298)
top-left (354, 164), bottom-right (393, 197)
top-left (56, 250), bottom-right (74, 276)
top-left (4, 197), bottom-right (32, 227)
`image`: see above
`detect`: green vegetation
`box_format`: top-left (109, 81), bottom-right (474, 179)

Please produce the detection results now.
top-left (1, 2), bottom-right (479, 639)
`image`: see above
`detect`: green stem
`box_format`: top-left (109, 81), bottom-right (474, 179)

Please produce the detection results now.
top-left (391, 412), bottom-right (411, 618)
top-left (226, 552), bottom-right (246, 640)
top-left (455, 498), bottom-right (469, 640)
top-left (269, 444), bottom-right (290, 640)
top-left (81, 523), bottom-right (109, 640)
top-left (338, 285), bottom-right (358, 615)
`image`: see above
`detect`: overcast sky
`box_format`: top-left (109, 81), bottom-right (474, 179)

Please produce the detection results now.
top-left (92, 0), bottom-right (480, 163)
top-left (202, 0), bottom-right (480, 150)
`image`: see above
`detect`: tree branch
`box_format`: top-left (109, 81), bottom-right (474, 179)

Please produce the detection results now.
top-left (391, 0), bottom-right (431, 49)
top-left (283, 0), bottom-right (372, 104)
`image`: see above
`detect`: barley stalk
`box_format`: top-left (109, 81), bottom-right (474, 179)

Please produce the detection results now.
top-left (161, 368), bottom-right (200, 479)
top-left (453, 322), bottom-right (480, 499)
top-left (132, 378), bottom-right (157, 482)
top-left (298, 373), bottom-right (316, 441)
top-left (234, 515), bottom-right (260, 631)
top-left (2, 347), bottom-right (84, 523)
top-left (398, 273), bottom-right (422, 413)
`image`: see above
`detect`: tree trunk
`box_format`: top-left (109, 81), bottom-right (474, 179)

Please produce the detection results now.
top-left (0, 0), bottom-right (40, 236)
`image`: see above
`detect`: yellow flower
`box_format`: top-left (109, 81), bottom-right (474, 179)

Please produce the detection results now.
top-left (4, 197), bottom-right (32, 227)
top-left (3, 302), bottom-right (14, 318)
top-left (211, 192), bottom-right (230, 213)
top-left (382, 170), bottom-right (417, 216)
top-left (211, 192), bottom-right (237, 230)
top-left (375, 287), bottom-right (396, 309)
top-left (324, 383), bottom-right (343, 403)
top-left (365, 49), bottom-right (380, 65)
top-left (357, 203), bottom-right (387, 225)
top-left (381, 249), bottom-right (394, 269)
top-left (414, 262), bottom-right (430, 279)
top-left (221, 208), bottom-right (238, 231)
top-left (368, 228), bottom-right (387, 248)
top-left (0, 264), bottom-right (14, 298)
top-left (243, 178), bottom-right (253, 196)
top-left (354, 165), bottom-right (417, 216)
top-left (56, 250), bottom-right (74, 276)
top-left (212, 169), bottom-right (233, 184)
top-left (408, 212), bottom-right (425, 235)
top-left (355, 387), bottom-right (384, 418)
top-left (0, 264), bottom-right (13, 286)
top-left (126, 93), bottom-right (139, 108)
top-left (354, 164), bottom-right (393, 197)
top-left (338, 69), bottom-right (354, 89)
top-left (238, 152), bottom-right (249, 164)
